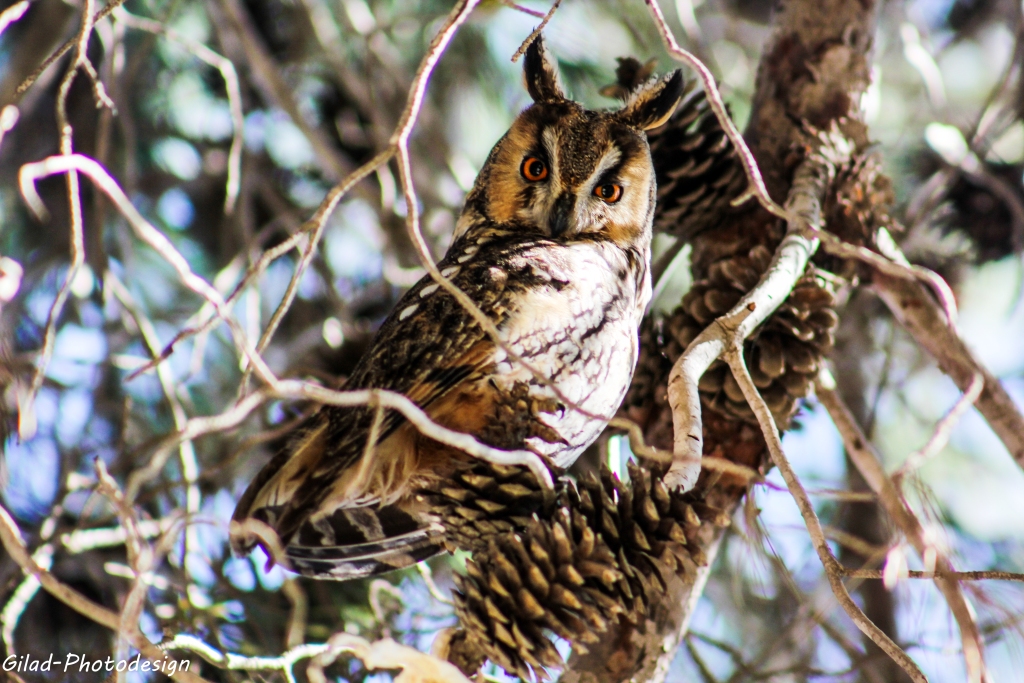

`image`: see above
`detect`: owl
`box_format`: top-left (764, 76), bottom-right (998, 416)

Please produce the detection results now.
top-left (230, 37), bottom-right (683, 579)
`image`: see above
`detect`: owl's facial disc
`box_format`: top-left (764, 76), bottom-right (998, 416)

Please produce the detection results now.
top-left (481, 104), bottom-right (656, 248)
top-left (459, 35), bottom-right (681, 249)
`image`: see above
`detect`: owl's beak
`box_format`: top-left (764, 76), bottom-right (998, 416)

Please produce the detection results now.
top-left (548, 194), bottom-right (574, 238)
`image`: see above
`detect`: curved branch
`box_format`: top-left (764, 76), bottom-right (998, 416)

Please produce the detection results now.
top-left (872, 273), bottom-right (1024, 470)
top-left (643, 0), bottom-right (787, 220)
top-left (664, 130), bottom-right (851, 491)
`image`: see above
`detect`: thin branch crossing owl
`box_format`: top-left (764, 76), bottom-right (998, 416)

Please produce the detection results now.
top-left (230, 38), bottom-right (683, 579)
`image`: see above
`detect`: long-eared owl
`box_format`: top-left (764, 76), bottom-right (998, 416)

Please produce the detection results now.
top-left (230, 37), bottom-right (683, 579)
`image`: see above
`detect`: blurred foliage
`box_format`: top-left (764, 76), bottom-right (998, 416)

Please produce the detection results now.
top-left (0, 0), bottom-right (1023, 681)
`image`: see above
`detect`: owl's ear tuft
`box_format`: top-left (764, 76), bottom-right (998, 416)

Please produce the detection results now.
top-left (523, 36), bottom-right (565, 103)
top-left (619, 69), bottom-right (685, 131)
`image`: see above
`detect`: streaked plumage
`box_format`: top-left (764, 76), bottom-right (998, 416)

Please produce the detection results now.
top-left (230, 37), bottom-right (683, 579)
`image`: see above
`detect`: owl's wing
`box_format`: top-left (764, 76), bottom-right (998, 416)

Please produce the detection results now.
top-left (231, 235), bottom-right (531, 577)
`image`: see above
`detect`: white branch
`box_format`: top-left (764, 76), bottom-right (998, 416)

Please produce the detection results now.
top-left (664, 131), bottom-right (853, 491)
top-left (130, 379), bottom-right (553, 508)
top-left (162, 633), bottom-right (472, 683)
top-left (0, 504), bottom-right (204, 683)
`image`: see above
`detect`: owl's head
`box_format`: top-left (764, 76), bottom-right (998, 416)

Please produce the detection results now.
top-left (458, 37), bottom-right (683, 251)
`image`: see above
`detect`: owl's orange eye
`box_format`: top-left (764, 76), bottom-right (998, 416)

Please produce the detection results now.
top-left (594, 183), bottom-right (622, 203)
top-left (521, 157), bottom-right (548, 181)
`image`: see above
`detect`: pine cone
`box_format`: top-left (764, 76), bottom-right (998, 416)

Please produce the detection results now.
top-left (826, 153), bottom-right (894, 249)
top-left (626, 241), bottom-right (839, 430)
top-left (666, 244), bottom-right (838, 426)
top-left (648, 89), bottom-right (747, 241)
top-left (424, 460), bottom-right (554, 554)
top-left (451, 463), bottom-right (723, 680)
top-left (432, 627), bottom-right (489, 677)
top-left (419, 380), bottom-right (566, 551)
top-left (938, 158), bottom-right (1022, 264)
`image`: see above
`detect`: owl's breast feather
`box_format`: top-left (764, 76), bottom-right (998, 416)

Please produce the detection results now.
top-left (489, 241), bottom-right (649, 467)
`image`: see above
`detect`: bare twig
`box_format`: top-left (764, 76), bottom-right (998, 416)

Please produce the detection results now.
top-left (131, 379), bottom-right (554, 506)
top-left (872, 272), bottom-right (1024, 471)
top-left (0, 504), bottom-right (205, 683)
top-left (0, 473), bottom-right (76, 644)
top-left (106, 272), bottom-right (202, 565)
top-left (93, 460), bottom-right (146, 566)
top-left (163, 632), bottom-right (472, 683)
top-left (214, 0), bottom-right (353, 181)
top-left (62, 518), bottom-right (179, 554)
top-left (281, 580), bottom-right (309, 648)
top-left (162, 633), bottom-right (329, 683)
top-left (20, 155), bottom-right (227, 314)
top-left (13, 0), bottom-right (131, 99)
top-left (817, 373), bottom-right (991, 683)
top-left (18, 153), bottom-right (279, 387)
top-left (510, 0), bottom-right (562, 63)
top-left (642, 0), bottom-right (788, 220)
top-left (845, 568), bottom-right (1024, 582)
top-left (607, 416), bottom-right (763, 482)
top-left (19, 0), bottom-right (101, 438)
top-left (498, 0), bottom-right (546, 19)
top-left (0, 544), bottom-right (52, 653)
top-left (823, 226), bottom-right (959, 325)
top-left (822, 526), bottom-right (891, 559)
top-left (763, 483), bottom-right (877, 502)
top-left (113, 8), bottom-right (245, 214)
top-left (744, 510), bottom-right (878, 673)
top-left (132, 197), bottom-right (350, 383)
top-left (725, 349), bottom-right (927, 682)
top-left (416, 563), bottom-right (453, 606)
top-left (93, 459), bottom-right (166, 680)
top-left (235, 149), bottom-right (391, 393)
top-left (267, 382), bottom-right (557, 487)
top-left (895, 372), bottom-right (983, 481)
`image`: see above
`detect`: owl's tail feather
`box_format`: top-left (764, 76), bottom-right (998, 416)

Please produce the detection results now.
top-left (231, 502), bottom-right (446, 581)
top-left (286, 530), bottom-right (444, 580)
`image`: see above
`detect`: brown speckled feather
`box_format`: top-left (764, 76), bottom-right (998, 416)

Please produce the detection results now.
top-left (230, 37), bottom-right (680, 580)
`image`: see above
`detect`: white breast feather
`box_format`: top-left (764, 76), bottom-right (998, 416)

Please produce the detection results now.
top-left (491, 241), bottom-right (650, 467)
